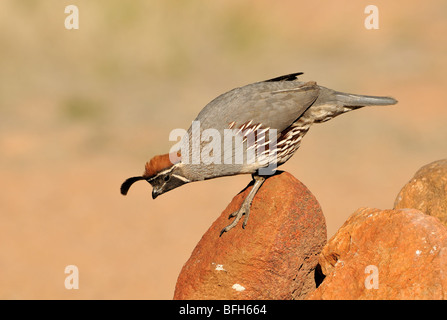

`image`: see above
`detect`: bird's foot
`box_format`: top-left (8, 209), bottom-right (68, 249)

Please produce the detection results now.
top-left (219, 174), bottom-right (266, 237)
top-left (219, 202), bottom-right (251, 236)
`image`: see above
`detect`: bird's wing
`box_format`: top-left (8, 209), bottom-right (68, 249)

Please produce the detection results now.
top-left (196, 78), bottom-right (320, 133)
top-left (180, 75), bottom-right (320, 171)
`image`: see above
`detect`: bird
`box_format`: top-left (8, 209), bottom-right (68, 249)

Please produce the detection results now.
top-left (120, 72), bottom-right (397, 236)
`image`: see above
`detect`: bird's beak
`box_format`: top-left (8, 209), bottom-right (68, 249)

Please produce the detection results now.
top-left (152, 189), bottom-right (160, 199)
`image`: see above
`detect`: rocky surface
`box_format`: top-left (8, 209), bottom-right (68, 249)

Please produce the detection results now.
top-left (394, 159), bottom-right (447, 226)
top-left (174, 160), bottom-right (447, 300)
top-left (173, 171), bottom-right (327, 300)
top-left (308, 207), bottom-right (447, 300)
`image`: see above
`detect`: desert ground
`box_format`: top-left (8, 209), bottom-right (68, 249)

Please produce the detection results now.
top-left (1, 0), bottom-right (446, 299)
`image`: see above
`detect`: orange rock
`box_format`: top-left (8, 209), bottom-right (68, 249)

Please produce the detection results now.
top-left (308, 208), bottom-right (447, 300)
top-left (394, 159), bottom-right (447, 226)
top-left (173, 171), bottom-right (326, 300)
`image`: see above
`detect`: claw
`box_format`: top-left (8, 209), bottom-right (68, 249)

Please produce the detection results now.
top-left (219, 228), bottom-right (226, 237)
top-left (242, 215), bottom-right (249, 229)
top-left (220, 206), bottom-right (247, 236)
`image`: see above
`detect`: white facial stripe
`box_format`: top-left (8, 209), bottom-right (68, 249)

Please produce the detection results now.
top-left (171, 174), bottom-right (190, 183)
top-left (147, 164), bottom-right (189, 184)
top-left (146, 167), bottom-right (175, 182)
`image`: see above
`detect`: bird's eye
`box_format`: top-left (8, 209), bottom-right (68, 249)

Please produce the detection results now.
top-left (163, 175), bottom-right (170, 182)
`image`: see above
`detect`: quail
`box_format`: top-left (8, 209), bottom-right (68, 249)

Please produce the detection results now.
top-left (121, 72), bottom-right (397, 235)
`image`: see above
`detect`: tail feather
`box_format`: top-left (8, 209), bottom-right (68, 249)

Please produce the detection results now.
top-left (335, 92), bottom-right (397, 107)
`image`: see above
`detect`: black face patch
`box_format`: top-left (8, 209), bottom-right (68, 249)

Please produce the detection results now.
top-left (148, 175), bottom-right (164, 187)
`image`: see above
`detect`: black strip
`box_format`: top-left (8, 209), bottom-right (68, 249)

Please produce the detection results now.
top-left (263, 72), bottom-right (303, 82)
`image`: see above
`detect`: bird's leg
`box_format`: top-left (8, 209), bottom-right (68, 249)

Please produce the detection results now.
top-left (220, 174), bottom-right (266, 236)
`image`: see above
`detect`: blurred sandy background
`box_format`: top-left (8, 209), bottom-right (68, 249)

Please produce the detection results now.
top-left (1, 0), bottom-right (446, 299)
